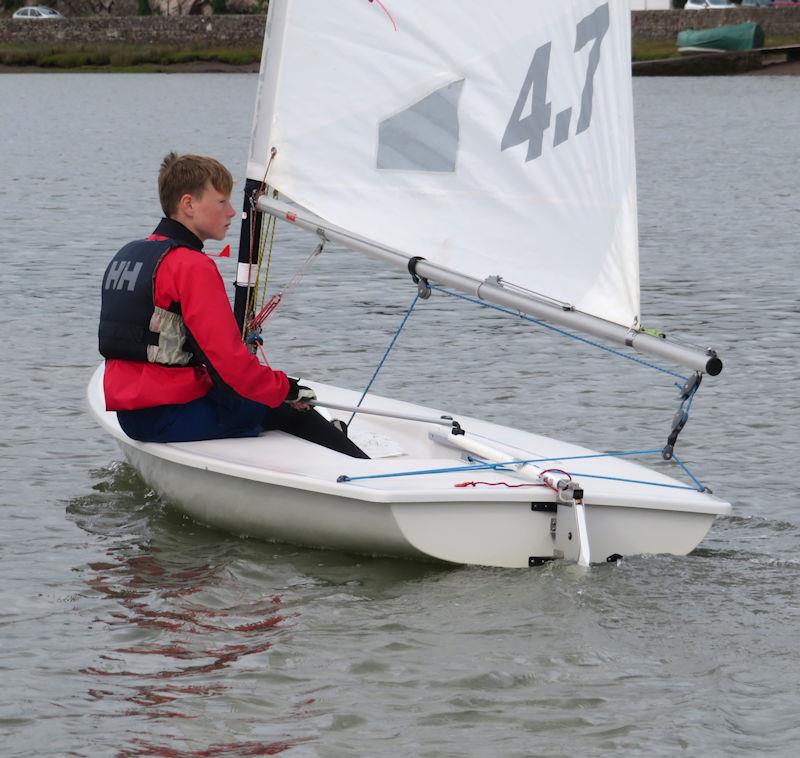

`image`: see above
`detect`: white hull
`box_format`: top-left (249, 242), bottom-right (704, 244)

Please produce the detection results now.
top-left (88, 365), bottom-right (730, 568)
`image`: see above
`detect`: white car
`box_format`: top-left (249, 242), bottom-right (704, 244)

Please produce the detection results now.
top-left (684, 0), bottom-right (736, 8)
top-left (12, 5), bottom-right (63, 18)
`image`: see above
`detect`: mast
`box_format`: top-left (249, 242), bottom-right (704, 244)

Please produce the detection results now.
top-left (257, 195), bottom-right (722, 377)
top-left (233, 178), bottom-right (264, 335)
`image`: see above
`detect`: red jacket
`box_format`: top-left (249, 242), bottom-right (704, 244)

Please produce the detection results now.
top-left (104, 224), bottom-right (289, 411)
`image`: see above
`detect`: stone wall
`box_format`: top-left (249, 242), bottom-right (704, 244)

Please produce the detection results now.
top-left (2, 9), bottom-right (800, 48)
top-left (0, 14), bottom-right (265, 46)
top-left (0, 0), bottom-right (260, 17)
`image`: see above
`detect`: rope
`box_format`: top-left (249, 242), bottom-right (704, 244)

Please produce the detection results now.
top-left (671, 453), bottom-right (706, 491)
top-left (339, 461), bottom-right (513, 483)
top-left (336, 280), bottom-right (708, 492)
top-left (241, 149), bottom-right (277, 341)
top-left (422, 285), bottom-right (710, 480)
top-left (338, 447), bottom-right (706, 492)
top-left (237, 152), bottom-right (321, 342)
top-left (554, 471), bottom-right (701, 492)
top-left (368, 0), bottom-right (397, 31)
top-left (254, 210), bottom-right (277, 312)
top-left (430, 285), bottom-right (689, 382)
top-left (455, 481), bottom-right (544, 489)
top-left (347, 293), bottom-right (420, 426)
top-left (249, 243), bottom-right (323, 332)
top-left (339, 455), bottom-right (704, 492)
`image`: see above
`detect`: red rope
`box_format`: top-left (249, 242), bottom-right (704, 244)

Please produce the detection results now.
top-left (455, 481), bottom-right (545, 489)
top-left (538, 468), bottom-right (572, 494)
top-left (368, 0), bottom-right (397, 31)
top-left (251, 293), bottom-right (283, 330)
top-left (540, 469), bottom-right (572, 480)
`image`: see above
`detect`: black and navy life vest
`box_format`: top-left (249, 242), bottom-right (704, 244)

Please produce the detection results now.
top-left (98, 238), bottom-right (198, 366)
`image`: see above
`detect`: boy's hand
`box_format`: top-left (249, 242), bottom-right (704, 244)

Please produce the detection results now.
top-left (285, 378), bottom-right (317, 410)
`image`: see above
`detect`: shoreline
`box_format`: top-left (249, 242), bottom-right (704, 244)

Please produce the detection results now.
top-left (2, 59), bottom-right (798, 76)
top-left (0, 60), bottom-right (261, 74)
top-left (2, 14), bottom-right (799, 76)
top-left (745, 58), bottom-right (800, 75)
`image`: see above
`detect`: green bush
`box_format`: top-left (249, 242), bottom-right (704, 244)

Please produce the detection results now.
top-left (0, 46), bottom-right (41, 66)
top-left (37, 52), bottom-right (92, 68)
top-left (109, 50), bottom-right (136, 67)
top-left (215, 49), bottom-right (260, 65)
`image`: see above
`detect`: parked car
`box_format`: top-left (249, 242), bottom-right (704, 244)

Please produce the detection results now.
top-left (11, 5), bottom-right (63, 18)
top-left (772, 0), bottom-right (800, 7)
top-left (741, 0), bottom-right (773, 7)
top-left (684, 0), bottom-right (736, 8)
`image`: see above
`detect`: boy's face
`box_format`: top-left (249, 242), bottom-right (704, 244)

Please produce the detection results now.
top-left (182, 182), bottom-right (236, 242)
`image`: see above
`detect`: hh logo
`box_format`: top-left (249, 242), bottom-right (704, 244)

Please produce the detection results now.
top-left (104, 260), bottom-right (143, 292)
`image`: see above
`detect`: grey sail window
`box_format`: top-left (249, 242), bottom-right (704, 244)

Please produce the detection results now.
top-left (377, 79), bottom-right (464, 172)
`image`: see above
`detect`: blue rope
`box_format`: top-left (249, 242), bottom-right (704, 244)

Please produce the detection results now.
top-left (426, 285), bottom-right (709, 486)
top-left (348, 293), bottom-right (419, 426)
top-left (338, 448), bottom-right (705, 492)
top-left (430, 285), bottom-right (689, 382)
top-left (340, 462), bottom-right (515, 482)
top-left (341, 284), bottom-right (709, 495)
top-left (671, 453), bottom-right (706, 491)
top-left (558, 471), bottom-right (701, 492)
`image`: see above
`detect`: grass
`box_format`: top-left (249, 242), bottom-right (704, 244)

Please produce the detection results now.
top-left (3, 36), bottom-right (800, 71)
top-left (763, 34), bottom-right (800, 48)
top-left (632, 35), bottom-right (800, 62)
top-left (632, 40), bottom-right (681, 62)
top-left (3, 39), bottom-right (683, 68)
top-left (0, 43), bottom-right (261, 71)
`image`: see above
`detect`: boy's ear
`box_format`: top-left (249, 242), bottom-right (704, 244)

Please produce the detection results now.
top-left (177, 192), bottom-right (195, 217)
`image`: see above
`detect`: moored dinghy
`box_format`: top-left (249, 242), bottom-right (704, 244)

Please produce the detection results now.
top-left (89, 0), bottom-right (731, 566)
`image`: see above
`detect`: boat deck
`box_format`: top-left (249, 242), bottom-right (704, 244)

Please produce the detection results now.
top-left (88, 366), bottom-right (729, 515)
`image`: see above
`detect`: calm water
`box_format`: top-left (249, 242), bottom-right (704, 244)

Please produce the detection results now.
top-left (1, 73), bottom-right (799, 757)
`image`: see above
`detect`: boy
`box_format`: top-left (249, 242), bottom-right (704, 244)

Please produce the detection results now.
top-left (99, 152), bottom-right (367, 458)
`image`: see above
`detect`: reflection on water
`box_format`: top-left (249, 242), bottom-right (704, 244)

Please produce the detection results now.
top-left (67, 467), bottom-right (307, 755)
top-left (64, 464), bottom-right (446, 756)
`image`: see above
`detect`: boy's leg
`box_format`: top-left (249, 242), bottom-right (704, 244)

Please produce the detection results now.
top-left (117, 388), bottom-right (263, 443)
top-left (261, 406), bottom-right (369, 459)
top-left (119, 388), bottom-right (368, 457)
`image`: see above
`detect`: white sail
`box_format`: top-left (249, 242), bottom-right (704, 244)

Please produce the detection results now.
top-left (248, 0), bottom-right (639, 328)
top-left (87, 5), bottom-right (731, 572)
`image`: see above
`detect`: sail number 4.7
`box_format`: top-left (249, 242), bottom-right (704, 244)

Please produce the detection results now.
top-left (501, 3), bottom-right (610, 163)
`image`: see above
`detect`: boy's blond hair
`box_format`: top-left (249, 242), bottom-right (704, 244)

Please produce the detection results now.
top-left (158, 152), bottom-right (233, 217)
